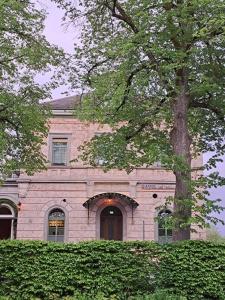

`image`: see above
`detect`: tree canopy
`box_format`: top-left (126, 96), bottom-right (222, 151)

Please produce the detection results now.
top-left (55, 0), bottom-right (225, 239)
top-left (0, 0), bottom-right (64, 178)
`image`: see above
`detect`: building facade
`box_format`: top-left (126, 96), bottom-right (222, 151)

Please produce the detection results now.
top-left (0, 96), bottom-right (206, 242)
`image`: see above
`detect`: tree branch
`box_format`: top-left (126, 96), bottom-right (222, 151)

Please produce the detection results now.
top-left (116, 63), bottom-right (149, 111)
top-left (125, 122), bottom-right (148, 141)
top-left (0, 54), bottom-right (25, 66)
top-left (191, 97), bottom-right (225, 123)
top-left (104, 1), bottom-right (165, 84)
top-left (125, 97), bottom-right (168, 141)
top-left (85, 58), bottom-right (110, 85)
top-left (0, 116), bottom-right (20, 131)
top-left (104, 0), bottom-right (139, 33)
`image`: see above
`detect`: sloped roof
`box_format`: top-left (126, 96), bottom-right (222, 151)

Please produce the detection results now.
top-left (44, 95), bottom-right (81, 110)
top-left (83, 192), bottom-right (139, 209)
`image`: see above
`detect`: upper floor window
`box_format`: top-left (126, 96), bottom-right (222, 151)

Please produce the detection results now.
top-left (153, 161), bottom-right (162, 167)
top-left (48, 208), bottom-right (65, 242)
top-left (158, 209), bottom-right (172, 244)
top-left (94, 132), bottom-right (107, 166)
top-left (95, 157), bottom-right (105, 166)
top-left (52, 138), bottom-right (68, 166)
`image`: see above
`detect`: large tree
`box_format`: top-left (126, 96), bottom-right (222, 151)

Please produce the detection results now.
top-left (55, 0), bottom-right (225, 240)
top-left (0, 0), bottom-right (64, 177)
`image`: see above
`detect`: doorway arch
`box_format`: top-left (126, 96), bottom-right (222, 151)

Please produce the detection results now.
top-left (0, 202), bottom-right (17, 240)
top-left (83, 192), bottom-right (138, 241)
top-left (100, 206), bottom-right (123, 241)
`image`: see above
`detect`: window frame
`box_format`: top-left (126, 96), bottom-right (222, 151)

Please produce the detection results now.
top-left (156, 209), bottom-right (173, 244)
top-left (47, 208), bottom-right (66, 242)
top-left (48, 133), bottom-right (71, 167)
top-left (94, 132), bottom-right (108, 166)
top-left (153, 161), bottom-right (162, 168)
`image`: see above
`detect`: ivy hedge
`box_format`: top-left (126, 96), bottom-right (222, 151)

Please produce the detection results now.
top-left (0, 240), bottom-right (224, 299)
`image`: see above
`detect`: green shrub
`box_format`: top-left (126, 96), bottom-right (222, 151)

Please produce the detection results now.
top-left (0, 240), bottom-right (159, 300)
top-left (0, 240), bottom-right (224, 300)
top-left (157, 241), bottom-right (225, 300)
top-left (129, 291), bottom-right (186, 300)
top-left (62, 291), bottom-right (186, 299)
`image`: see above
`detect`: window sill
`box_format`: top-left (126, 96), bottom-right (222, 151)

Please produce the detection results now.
top-left (49, 165), bottom-right (71, 169)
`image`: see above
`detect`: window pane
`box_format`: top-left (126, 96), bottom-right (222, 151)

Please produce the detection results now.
top-left (49, 209), bottom-right (65, 220)
top-left (158, 228), bottom-right (166, 236)
top-left (56, 235), bottom-right (64, 242)
top-left (57, 227), bottom-right (64, 235)
top-left (52, 141), bottom-right (67, 165)
top-left (158, 236), bottom-right (168, 244)
top-left (94, 133), bottom-right (107, 165)
top-left (166, 236), bottom-right (173, 243)
top-left (95, 157), bottom-right (105, 165)
top-left (48, 227), bottom-right (57, 236)
top-left (48, 235), bottom-right (56, 242)
top-left (167, 229), bottom-right (172, 236)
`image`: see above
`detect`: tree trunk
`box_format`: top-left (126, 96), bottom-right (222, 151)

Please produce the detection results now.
top-left (170, 69), bottom-right (192, 241)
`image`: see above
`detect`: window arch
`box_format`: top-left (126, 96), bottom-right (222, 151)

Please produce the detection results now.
top-left (48, 208), bottom-right (65, 242)
top-left (158, 209), bottom-right (172, 244)
top-left (0, 206), bottom-right (13, 215)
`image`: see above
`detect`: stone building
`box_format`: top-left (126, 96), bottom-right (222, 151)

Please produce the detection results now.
top-left (0, 96), bottom-right (206, 242)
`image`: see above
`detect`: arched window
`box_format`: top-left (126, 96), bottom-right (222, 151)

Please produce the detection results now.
top-left (158, 209), bottom-right (172, 244)
top-left (0, 203), bottom-right (16, 240)
top-left (48, 208), bottom-right (65, 242)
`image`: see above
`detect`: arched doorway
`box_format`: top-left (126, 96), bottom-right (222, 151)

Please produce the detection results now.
top-left (0, 204), bottom-right (16, 240)
top-left (83, 192), bottom-right (139, 241)
top-left (100, 206), bottom-right (123, 240)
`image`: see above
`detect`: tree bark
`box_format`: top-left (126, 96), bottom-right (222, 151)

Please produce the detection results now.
top-left (170, 69), bottom-right (192, 241)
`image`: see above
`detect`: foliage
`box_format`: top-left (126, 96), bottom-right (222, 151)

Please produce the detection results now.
top-left (206, 226), bottom-right (225, 243)
top-left (129, 292), bottom-right (186, 300)
top-left (0, 240), bottom-right (224, 300)
top-left (53, 0), bottom-right (225, 237)
top-left (0, 0), bottom-right (65, 177)
top-left (157, 241), bottom-right (225, 300)
top-left (62, 291), bottom-right (186, 299)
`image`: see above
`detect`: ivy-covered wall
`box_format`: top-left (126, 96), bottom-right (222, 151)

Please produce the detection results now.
top-left (0, 240), bottom-right (224, 299)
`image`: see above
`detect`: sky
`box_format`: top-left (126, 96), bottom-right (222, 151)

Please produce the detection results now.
top-left (40, 0), bottom-right (225, 236)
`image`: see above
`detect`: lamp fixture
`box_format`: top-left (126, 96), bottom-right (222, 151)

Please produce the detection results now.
top-left (17, 202), bottom-right (22, 211)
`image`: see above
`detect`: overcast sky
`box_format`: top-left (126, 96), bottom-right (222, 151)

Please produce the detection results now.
top-left (40, 0), bottom-right (225, 236)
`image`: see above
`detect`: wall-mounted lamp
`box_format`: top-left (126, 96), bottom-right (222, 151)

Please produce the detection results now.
top-left (17, 202), bottom-right (22, 211)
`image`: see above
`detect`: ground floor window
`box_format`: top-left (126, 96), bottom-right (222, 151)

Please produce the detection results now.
top-left (0, 203), bottom-right (17, 240)
top-left (158, 209), bottom-right (172, 244)
top-left (48, 208), bottom-right (65, 242)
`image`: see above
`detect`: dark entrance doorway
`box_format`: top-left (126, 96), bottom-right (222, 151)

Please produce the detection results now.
top-left (0, 219), bottom-right (12, 239)
top-left (100, 206), bottom-right (123, 240)
top-left (0, 206), bottom-right (13, 240)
